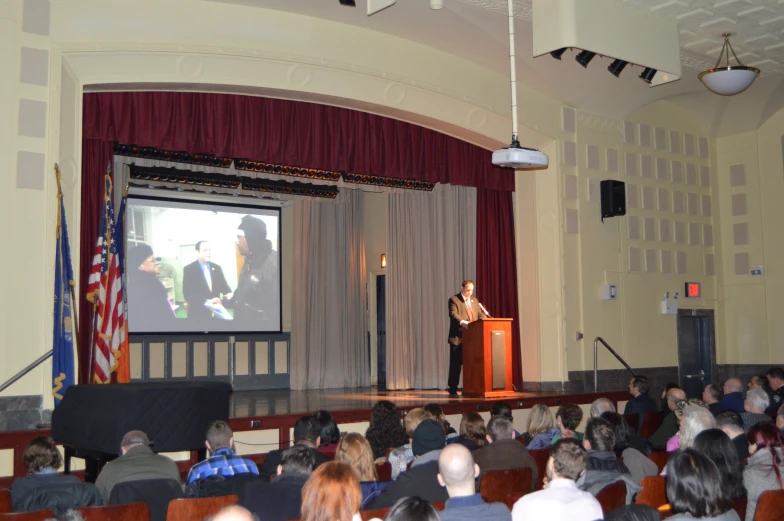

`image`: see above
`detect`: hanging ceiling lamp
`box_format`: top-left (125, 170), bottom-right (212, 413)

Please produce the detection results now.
top-left (698, 33), bottom-right (760, 96)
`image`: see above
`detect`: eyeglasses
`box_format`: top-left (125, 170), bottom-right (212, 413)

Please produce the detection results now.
top-left (144, 257), bottom-right (161, 263)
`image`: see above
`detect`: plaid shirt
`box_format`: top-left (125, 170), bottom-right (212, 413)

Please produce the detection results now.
top-left (186, 447), bottom-right (259, 485)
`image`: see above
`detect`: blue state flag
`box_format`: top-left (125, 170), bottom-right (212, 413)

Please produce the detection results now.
top-left (53, 172), bottom-right (75, 405)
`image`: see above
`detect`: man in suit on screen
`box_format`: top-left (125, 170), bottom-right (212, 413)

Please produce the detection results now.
top-left (447, 280), bottom-right (487, 398)
top-left (182, 241), bottom-right (233, 322)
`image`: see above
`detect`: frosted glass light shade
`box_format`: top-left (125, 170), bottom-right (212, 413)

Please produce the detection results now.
top-left (698, 66), bottom-right (760, 96)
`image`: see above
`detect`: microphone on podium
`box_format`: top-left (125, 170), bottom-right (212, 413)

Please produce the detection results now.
top-left (478, 302), bottom-right (491, 318)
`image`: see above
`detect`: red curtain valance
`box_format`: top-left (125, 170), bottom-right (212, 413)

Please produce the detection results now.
top-left (83, 92), bottom-right (514, 191)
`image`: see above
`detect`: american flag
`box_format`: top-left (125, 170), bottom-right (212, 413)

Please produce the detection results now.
top-left (86, 173), bottom-right (129, 383)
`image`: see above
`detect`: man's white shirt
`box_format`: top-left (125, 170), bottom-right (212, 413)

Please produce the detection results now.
top-left (511, 478), bottom-right (604, 521)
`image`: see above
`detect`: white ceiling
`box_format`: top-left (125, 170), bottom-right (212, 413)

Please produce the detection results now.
top-left (205, 0), bottom-right (784, 136)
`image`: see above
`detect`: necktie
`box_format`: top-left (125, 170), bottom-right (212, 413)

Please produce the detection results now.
top-left (465, 298), bottom-right (474, 322)
top-left (203, 264), bottom-right (212, 291)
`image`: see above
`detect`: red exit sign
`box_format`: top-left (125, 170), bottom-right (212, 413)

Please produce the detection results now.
top-left (685, 282), bottom-right (701, 298)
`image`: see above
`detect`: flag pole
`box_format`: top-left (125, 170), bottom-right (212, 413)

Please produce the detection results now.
top-left (54, 164), bottom-right (80, 355)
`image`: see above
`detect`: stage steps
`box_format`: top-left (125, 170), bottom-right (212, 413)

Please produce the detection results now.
top-left (0, 395), bottom-right (51, 432)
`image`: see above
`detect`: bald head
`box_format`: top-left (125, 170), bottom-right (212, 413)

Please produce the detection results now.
top-left (207, 506), bottom-right (257, 521)
top-left (666, 388), bottom-right (686, 412)
top-left (590, 398), bottom-right (616, 418)
top-left (437, 444), bottom-right (479, 496)
top-left (724, 378), bottom-right (743, 394)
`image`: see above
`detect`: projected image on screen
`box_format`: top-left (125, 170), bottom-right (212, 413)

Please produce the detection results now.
top-left (125, 196), bottom-right (281, 333)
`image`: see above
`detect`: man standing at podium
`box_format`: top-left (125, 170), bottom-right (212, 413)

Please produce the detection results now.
top-left (447, 280), bottom-right (487, 398)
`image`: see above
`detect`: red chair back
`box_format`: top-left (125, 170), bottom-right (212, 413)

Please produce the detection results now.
top-left (479, 468), bottom-right (533, 505)
top-left (752, 490), bottom-right (784, 521)
top-left (595, 481), bottom-right (626, 513)
top-left (0, 490), bottom-right (11, 514)
top-left (0, 511), bottom-right (56, 521)
top-left (733, 496), bottom-right (748, 521)
top-left (623, 414), bottom-right (639, 432)
top-left (504, 491), bottom-right (529, 510)
top-left (165, 495), bottom-right (238, 521)
top-left (639, 411), bottom-right (666, 439)
top-left (635, 476), bottom-right (667, 509)
top-left (360, 508), bottom-right (388, 521)
top-left (527, 449), bottom-right (550, 491)
top-left (78, 502), bottom-right (151, 521)
top-left (375, 462), bottom-right (392, 482)
top-left (647, 451), bottom-right (670, 473)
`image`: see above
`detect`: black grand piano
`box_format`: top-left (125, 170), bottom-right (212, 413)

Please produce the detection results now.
top-left (52, 382), bottom-right (231, 482)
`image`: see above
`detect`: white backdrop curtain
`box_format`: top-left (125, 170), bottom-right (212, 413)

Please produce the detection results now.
top-left (290, 189), bottom-right (369, 389)
top-left (385, 185), bottom-right (476, 390)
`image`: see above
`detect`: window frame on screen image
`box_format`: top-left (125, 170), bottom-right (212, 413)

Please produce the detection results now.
top-left (124, 193), bottom-right (283, 335)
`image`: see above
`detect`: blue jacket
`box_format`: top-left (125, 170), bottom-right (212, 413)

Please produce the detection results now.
top-left (439, 494), bottom-right (511, 521)
top-left (527, 427), bottom-right (560, 450)
top-left (720, 392), bottom-right (745, 413)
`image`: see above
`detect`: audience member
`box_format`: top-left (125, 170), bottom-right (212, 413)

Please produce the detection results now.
top-left (716, 411), bottom-right (749, 462)
top-left (425, 403), bottom-right (458, 440)
top-left (511, 439), bottom-right (602, 521)
top-left (472, 417), bottom-right (537, 488)
top-left (301, 461), bottom-right (362, 521)
top-left (665, 449), bottom-right (740, 521)
top-left (187, 420), bottom-right (258, 485)
top-left (679, 403), bottom-right (716, 451)
top-left (366, 419), bottom-right (449, 509)
top-left (601, 412), bottom-right (656, 485)
top-left (624, 376), bottom-right (658, 418)
top-left (241, 445), bottom-right (316, 521)
top-left (581, 417), bottom-right (630, 475)
top-left (453, 412), bottom-right (486, 451)
top-left (259, 416), bottom-right (330, 480)
top-left (552, 404), bottom-right (584, 443)
top-left (703, 384), bottom-right (724, 416)
top-left (366, 401), bottom-right (409, 460)
top-left (720, 378), bottom-right (745, 413)
top-left (743, 423), bottom-right (784, 521)
top-left (650, 387), bottom-right (685, 449)
top-left (693, 429), bottom-right (746, 502)
top-left (382, 497), bottom-right (440, 521)
top-left (388, 407), bottom-right (432, 479)
top-left (524, 404), bottom-right (559, 449)
top-left (749, 375), bottom-right (770, 393)
top-left (491, 402), bottom-right (520, 437)
top-left (661, 383), bottom-right (680, 411)
top-left (12, 436), bottom-right (80, 506)
top-left (766, 368), bottom-right (784, 413)
top-left (777, 404), bottom-right (784, 436)
top-left (335, 433), bottom-right (391, 508)
top-left (742, 389), bottom-right (773, 431)
top-left (589, 397), bottom-right (616, 419)
top-left (667, 398), bottom-right (707, 452)
top-left (95, 430), bottom-right (180, 502)
top-left (313, 410), bottom-right (341, 455)
top-left (437, 444), bottom-right (511, 521)
top-left (208, 505), bottom-right (258, 521)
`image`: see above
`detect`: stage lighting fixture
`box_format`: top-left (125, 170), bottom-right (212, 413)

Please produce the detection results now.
top-left (639, 67), bottom-right (657, 84)
top-left (608, 59), bottom-right (628, 77)
top-left (339, 0), bottom-right (356, 5)
top-left (550, 48), bottom-right (567, 60)
top-left (575, 50), bottom-right (596, 68)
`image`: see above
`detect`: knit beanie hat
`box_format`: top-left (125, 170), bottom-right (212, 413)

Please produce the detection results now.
top-left (412, 419), bottom-right (446, 456)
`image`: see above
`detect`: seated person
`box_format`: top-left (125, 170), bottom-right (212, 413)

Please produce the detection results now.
top-left (623, 376), bottom-right (659, 419)
top-left (12, 436), bottom-right (80, 508)
top-left (693, 429), bottom-right (746, 503)
top-left (312, 409), bottom-right (341, 456)
top-left (95, 430), bottom-right (180, 502)
top-left (453, 412), bottom-right (487, 452)
top-left (589, 397), bottom-right (616, 419)
top-left (259, 416), bottom-right (330, 481)
top-left (665, 449), bottom-right (740, 521)
top-left (241, 445), bottom-right (315, 521)
top-left (552, 404), bottom-right (584, 443)
top-left (703, 384), bottom-right (724, 416)
top-left (741, 389), bottom-right (774, 431)
top-left (335, 433), bottom-right (391, 508)
top-left (366, 401), bottom-right (410, 460)
top-left (473, 417), bottom-right (537, 489)
top-left (187, 420), bottom-right (258, 485)
top-left (209, 505), bottom-right (257, 521)
top-left (601, 412), bottom-right (656, 485)
top-left (720, 378), bottom-right (746, 414)
top-left (524, 404), bottom-right (560, 449)
top-left (582, 418), bottom-right (630, 475)
top-left (437, 444), bottom-right (511, 521)
top-left (716, 411), bottom-right (749, 462)
top-left (650, 387), bottom-right (686, 449)
top-left (490, 402), bottom-right (520, 438)
top-left (511, 439), bottom-right (602, 521)
top-left (743, 423), bottom-right (784, 521)
top-left (300, 462), bottom-right (363, 521)
top-left (678, 403), bottom-right (715, 451)
top-left (383, 497), bottom-right (440, 521)
top-left (387, 407), bottom-right (432, 479)
top-left (425, 403), bottom-right (458, 442)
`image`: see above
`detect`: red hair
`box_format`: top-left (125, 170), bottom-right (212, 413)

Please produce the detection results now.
top-left (746, 423), bottom-right (784, 489)
top-left (301, 461), bottom-right (362, 521)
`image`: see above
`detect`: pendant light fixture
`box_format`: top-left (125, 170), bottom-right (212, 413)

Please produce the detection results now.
top-left (698, 33), bottom-right (760, 96)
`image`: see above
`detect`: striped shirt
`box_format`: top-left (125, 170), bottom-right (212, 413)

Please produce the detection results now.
top-left (186, 447), bottom-right (259, 485)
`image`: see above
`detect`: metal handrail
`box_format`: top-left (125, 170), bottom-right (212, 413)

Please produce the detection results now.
top-left (0, 350), bottom-right (53, 394)
top-left (594, 337), bottom-right (637, 391)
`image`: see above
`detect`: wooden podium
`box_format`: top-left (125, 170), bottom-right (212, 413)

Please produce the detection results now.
top-left (462, 318), bottom-right (515, 398)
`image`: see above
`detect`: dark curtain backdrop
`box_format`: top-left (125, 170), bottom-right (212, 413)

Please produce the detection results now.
top-left (80, 91), bottom-right (523, 386)
top-left (78, 139), bottom-right (114, 384)
top-left (476, 188), bottom-right (523, 390)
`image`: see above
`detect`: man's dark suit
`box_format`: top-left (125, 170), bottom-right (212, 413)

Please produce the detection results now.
top-left (365, 460), bottom-right (448, 510)
top-left (239, 473), bottom-right (308, 521)
top-left (257, 446), bottom-right (330, 481)
top-left (447, 293), bottom-right (486, 394)
top-left (182, 260), bottom-right (232, 321)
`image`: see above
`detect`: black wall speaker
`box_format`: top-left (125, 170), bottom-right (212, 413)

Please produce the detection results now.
top-left (600, 180), bottom-right (626, 221)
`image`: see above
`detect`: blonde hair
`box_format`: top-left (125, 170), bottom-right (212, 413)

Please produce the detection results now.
top-left (335, 433), bottom-right (377, 482)
top-left (404, 408), bottom-right (433, 438)
top-left (525, 404), bottom-right (555, 437)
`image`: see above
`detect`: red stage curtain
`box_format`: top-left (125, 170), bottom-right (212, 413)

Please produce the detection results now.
top-left (476, 187), bottom-right (523, 389)
top-left (78, 139), bottom-right (114, 384)
top-left (82, 92), bottom-right (514, 191)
